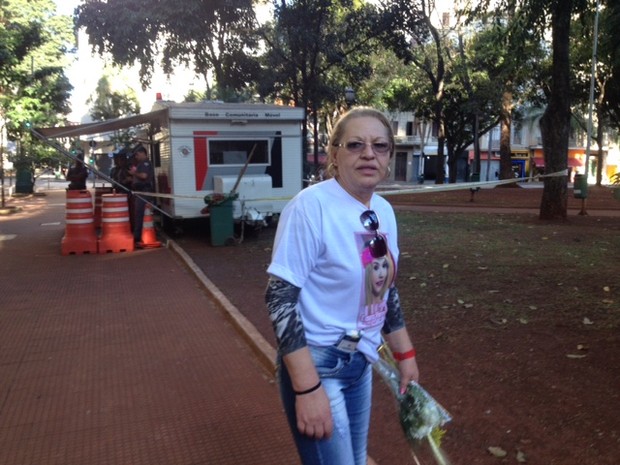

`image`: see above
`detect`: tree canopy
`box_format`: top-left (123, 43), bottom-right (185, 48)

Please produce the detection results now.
top-left (76, 0), bottom-right (261, 99)
top-left (0, 0), bottom-right (75, 190)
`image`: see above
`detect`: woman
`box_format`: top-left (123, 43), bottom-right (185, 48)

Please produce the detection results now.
top-left (265, 107), bottom-right (419, 465)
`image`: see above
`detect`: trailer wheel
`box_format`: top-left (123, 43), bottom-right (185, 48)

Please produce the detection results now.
top-left (163, 216), bottom-right (184, 237)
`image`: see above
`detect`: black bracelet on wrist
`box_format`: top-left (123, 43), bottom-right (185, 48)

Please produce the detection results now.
top-left (294, 380), bottom-right (322, 396)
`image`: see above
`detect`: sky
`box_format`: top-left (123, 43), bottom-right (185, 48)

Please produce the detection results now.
top-left (54, 0), bottom-right (78, 17)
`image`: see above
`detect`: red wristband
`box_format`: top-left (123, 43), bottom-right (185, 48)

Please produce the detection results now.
top-left (393, 348), bottom-right (416, 361)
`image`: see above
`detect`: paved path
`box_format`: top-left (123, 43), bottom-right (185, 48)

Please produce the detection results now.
top-left (6, 185), bottom-right (613, 465)
top-left (0, 190), bottom-right (300, 465)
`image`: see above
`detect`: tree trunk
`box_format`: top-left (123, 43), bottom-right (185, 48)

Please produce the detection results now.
top-left (499, 88), bottom-right (514, 184)
top-left (473, 113), bottom-right (481, 177)
top-left (435, 133), bottom-right (446, 184)
top-left (539, 1), bottom-right (572, 220)
top-left (447, 145), bottom-right (458, 183)
top-left (435, 101), bottom-right (446, 184)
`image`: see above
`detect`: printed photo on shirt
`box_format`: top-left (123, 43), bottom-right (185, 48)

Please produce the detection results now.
top-left (355, 232), bottom-right (396, 329)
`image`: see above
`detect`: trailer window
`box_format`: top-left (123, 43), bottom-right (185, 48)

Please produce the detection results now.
top-left (209, 140), bottom-right (269, 165)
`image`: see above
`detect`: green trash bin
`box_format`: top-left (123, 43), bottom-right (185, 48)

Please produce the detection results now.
top-left (573, 174), bottom-right (588, 199)
top-left (207, 197), bottom-right (235, 246)
top-left (15, 168), bottom-right (34, 194)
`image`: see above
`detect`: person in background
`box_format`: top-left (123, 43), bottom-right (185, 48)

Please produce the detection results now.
top-left (129, 145), bottom-right (155, 245)
top-left (265, 107), bottom-right (419, 465)
top-left (110, 149), bottom-right (133, 192)
top-left (65, 152), bottom-right (89, 190)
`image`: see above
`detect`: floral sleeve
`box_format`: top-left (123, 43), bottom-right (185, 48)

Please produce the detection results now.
top-left (382, 286), bottom-right (406, 334)
top-left (265, 277), bottom-right (306, 356)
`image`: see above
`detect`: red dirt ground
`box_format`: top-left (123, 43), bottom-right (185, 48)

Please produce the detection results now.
top-left (176, 184), bottom-right (620, 465)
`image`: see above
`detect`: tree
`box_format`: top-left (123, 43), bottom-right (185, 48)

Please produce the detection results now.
top-left (88, 76), bottom-right (141, 121)
top-left (258, 0), bottom-right (385, 170)
top-left (601, 0), bottom-right (620, 131)
top-left (570, 5), bottom-right (608, 186)
top-left (382, 0), bottom-right (463, 184)
top-left (472, 0), bottom-right (593, 220)
top-left (461, 8), bottom-right (546, 184)
top-left (76, 0), bottom-right (261, 99)
top-left (0, 0), bottom-right (74, 195)
top-left (85, 75), bottom-right (141, 147)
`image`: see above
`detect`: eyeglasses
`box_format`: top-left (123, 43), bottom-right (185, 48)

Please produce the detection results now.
top-left (360, 210), bottom-right (387, 258)
top-left (333, 140), bottom-right (391, 156)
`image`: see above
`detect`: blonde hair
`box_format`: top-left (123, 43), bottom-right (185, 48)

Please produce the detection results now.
top-left (364, 252), bottom-right (395, 307)
top-left (326, 107), bottom-right (395, 179)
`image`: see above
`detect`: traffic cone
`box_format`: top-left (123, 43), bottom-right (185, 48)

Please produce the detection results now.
top-left (137, 205), bottom-right (161, 248)
top-left (98, 193), bottom-right (134, 253)
top-left (61, 189), bottom-right (98, 255)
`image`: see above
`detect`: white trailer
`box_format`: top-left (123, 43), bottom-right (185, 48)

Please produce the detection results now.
top-left (151, 101), bottom-right (304, 226)
top-left (34, 101), bottom-right (305, 229)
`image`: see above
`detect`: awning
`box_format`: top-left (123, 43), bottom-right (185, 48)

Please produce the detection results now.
top-left (533, 157), bottom-right (583, 168)
top-left (34, 109), bottom-right (168, 138)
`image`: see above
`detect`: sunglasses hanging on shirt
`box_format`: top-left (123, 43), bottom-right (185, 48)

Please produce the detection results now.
top-left (360, 210), bottom-right (388, 258)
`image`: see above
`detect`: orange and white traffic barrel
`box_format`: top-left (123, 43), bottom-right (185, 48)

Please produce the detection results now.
top-left (137, 205), bottom-right (161, 248)
top-left (61, 189), bottom-right (98, 255)
top-left (98, 193), bottom-right (134, 253)
top-left (93, 187), bottom-right (114, 229)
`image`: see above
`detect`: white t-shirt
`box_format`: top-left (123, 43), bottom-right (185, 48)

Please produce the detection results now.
top-left (267, 178), bottom-right (399, 362)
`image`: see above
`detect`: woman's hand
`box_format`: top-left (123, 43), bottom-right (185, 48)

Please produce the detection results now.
top-left (398, 357), bottom-right (420, 395)
top-left (282, 347), bottom-right (333, 439)
top-left (295, 387), bottom-right (333, 439)
top-left (383, 327), bottom-right (420, 394)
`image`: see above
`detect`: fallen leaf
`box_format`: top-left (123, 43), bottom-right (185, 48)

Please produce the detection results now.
top-left (408, 276), bottom-right (417, 280)
top-left (519, 318), bottom-right (529, 324)
top-left (488, 290), bottom-right (499, 293)
top-left (464, 303), bottom-right (474, 309)
top-left (457, 299), bottom-right (465, 305)
top-left (583, 317), bottom-right (594, 325)
top-left (602, 299), bottom-right (614, 304)
top-left (566, 354), bottom-right (587, 359)
top-left (478, 266), bottom-right (489, 270)
top-left (488, 446), bottom-right (507, 458)
top-left (443, 263), bottom-right (449, 269)
top-left (529, 305), bottom-right (537, 310)
top-left (603, 286), bottom-right (610, 292)
top-left (516, 450), bottom-right (527, 463)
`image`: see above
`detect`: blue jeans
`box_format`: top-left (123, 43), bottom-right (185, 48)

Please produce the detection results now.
top-left (278, 345), bottom-right (372, 465)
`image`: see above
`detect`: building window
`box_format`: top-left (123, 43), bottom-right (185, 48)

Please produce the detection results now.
top-left (391, 121), bottom-right (399, 135)
top-left (406, 121), bottom-right (414, 136)
top-left (209, 139), bottom-right (269, 165)
top-left (442, 12), bottom-right (450, 27)
top-left (513, 124), bottom-right (522, 145)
